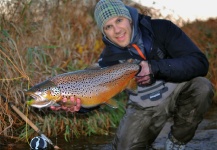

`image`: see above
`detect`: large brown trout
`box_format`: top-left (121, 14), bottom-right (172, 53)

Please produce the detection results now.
top-left (25, 63), bottom-right (140, 109)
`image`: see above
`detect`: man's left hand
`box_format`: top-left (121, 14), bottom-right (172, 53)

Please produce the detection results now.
top-left (50, 96), bottom-right (81, 112)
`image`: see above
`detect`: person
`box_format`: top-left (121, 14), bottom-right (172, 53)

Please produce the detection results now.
top-left (52, 0), bottom-right (215, 149)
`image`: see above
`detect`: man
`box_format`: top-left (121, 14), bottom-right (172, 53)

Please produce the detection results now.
top-left (53, 0), bottom-right (214, 149)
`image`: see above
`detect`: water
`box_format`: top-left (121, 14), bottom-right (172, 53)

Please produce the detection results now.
top-left (57, 135), bottom-right (113, 150)
top-left (0, 133), bottom-right (114, 150)
top-left (1, 105), bottom-right (217, 150)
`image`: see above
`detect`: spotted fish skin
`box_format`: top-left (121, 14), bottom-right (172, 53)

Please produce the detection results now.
top-left (25, 63), bottom-right (140, 109)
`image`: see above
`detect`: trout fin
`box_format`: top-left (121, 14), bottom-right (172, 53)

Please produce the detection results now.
top-left (125, 78), bottom-right (138, 95)
top-left (105, 99), bottom-right (118, 109)
top-left (84, 63), bottom-right (101, 70)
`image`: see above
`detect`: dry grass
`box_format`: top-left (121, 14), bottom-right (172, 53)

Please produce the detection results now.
top-left (0, 0), bottom-right (108, 141)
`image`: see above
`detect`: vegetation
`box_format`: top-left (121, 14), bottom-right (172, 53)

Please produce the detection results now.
top-left (182, 18), bottom-right (217, 93)
top-left (0, 0), bottom-right (216, 143)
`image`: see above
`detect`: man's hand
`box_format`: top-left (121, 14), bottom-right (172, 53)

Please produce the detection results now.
top-left (135, 61), bottom-right (155, 86)
top-left (50, 96), bottom-right (81, 112)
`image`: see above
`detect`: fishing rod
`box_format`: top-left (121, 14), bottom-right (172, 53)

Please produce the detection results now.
top-left (0, 94), bottom-right (60, 149)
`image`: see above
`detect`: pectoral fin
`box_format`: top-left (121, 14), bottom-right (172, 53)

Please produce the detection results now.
top-left (105, 99), bottom-right (118, 108)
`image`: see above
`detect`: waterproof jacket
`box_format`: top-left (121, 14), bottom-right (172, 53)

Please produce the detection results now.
top-left (98, 6), bottom-right (209, 82)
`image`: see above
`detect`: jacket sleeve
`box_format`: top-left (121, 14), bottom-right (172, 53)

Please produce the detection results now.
top-left (150, 20), bottom-right (209, 82)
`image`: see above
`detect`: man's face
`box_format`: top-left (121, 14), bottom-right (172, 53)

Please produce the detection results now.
top-left (103, 16), bottom-right (132, 48)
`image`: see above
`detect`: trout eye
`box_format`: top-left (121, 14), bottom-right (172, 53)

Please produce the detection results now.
top-left (36, 88), bottom-right (44, 93)
top-left (35, 90), bottom-right (42, 95)
top-left (34, 88), bottom-right (49, 96)
top-left (37, 88), bottom-right (42, 92)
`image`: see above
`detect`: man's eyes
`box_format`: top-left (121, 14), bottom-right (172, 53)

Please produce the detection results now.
top-left (104, 18), bottom-right (123, 30)
top-left (117, 18), bottom-right (123, 23)
top-left (105, 25), bottom-right (112, 30)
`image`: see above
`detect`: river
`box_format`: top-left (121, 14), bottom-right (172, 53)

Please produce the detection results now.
top-left (1, 104), bottom-right (217, 150)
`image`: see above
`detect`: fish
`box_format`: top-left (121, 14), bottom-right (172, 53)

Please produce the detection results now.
top-left (25, 63), bottom-right (140, 109)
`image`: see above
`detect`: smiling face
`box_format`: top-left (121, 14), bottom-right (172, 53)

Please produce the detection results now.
top-left (103, 16), bottom-right (132, 48)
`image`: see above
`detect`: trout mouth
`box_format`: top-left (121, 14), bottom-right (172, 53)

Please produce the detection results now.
top-left (26, 93), bottom-right (55, 108)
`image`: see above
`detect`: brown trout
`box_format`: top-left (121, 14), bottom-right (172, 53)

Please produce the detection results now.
top-left (25, 63), bottom-right (140, 109)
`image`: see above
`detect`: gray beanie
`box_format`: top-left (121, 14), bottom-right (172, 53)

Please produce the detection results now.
top-left (94, 0), bottom-right (132, 34)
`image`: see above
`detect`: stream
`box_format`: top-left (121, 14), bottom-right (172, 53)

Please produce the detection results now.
top-left (1, 104), bottom-right (217, 150)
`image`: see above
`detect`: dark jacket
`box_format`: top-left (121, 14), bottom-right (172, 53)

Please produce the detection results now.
top-left (98, 6), bottom-right (209, 82)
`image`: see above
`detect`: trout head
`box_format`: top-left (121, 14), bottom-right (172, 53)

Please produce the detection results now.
top-left (25, 80), bottom-right (62, 108)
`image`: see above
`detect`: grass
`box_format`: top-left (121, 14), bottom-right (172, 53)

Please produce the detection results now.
top-left (0, 0), bottom-right (216, 143)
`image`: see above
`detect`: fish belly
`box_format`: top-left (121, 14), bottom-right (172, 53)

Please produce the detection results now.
top-left (52, 63), bottom-right (140, 108)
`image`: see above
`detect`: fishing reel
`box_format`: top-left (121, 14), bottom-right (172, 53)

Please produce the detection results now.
top-left (30, 136), bottom-right (48, 150)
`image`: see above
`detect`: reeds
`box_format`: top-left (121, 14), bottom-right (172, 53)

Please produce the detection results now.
top-left (0, 0), bottom-right (125, 142)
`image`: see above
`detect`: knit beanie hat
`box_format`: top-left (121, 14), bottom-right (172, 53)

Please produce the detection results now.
top-left (94, 0), bottom-right (132, 34)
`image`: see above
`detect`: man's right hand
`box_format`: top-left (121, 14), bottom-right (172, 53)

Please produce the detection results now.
top-left (136, 61), bottom-right (155, 85)
top-left (50, 96), bottom-right (81, 112)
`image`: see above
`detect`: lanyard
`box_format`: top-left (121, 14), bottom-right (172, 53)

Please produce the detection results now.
top-left (132, 44), bottom-right (146, 60)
